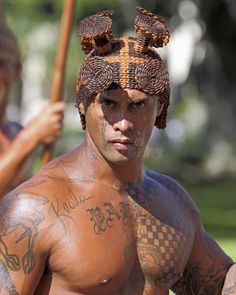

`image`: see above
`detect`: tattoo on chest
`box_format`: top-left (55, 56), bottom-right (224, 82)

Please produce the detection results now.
top-left (87, 197), bottom-right (151, 235)
top-left (87, 202), bottom-right (129, 234)
top-left (126, 182), bottom-right (190, 234)
top-left (87, 200), bottom-right (189, 286)
top-left (136, 216), bottom-right (187, 285)
top-left (49, 189), bottom-right (94, 234)
top-left (119, 241), bottom-right (145, 295)
top-left (63, 190), bottom-right (93, 214)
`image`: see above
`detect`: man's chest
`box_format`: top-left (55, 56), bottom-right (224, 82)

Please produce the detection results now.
top-left (46, 185), bottom-right (194, 293)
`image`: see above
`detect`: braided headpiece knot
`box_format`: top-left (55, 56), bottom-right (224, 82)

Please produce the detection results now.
top-left (77, 10), bottom-right (114, 54)
top-left (134, 6), bottom-right (170, 52)
top-left (76, 7), bottom-right (171, 130)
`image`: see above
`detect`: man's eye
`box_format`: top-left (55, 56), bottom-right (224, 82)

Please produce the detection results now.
top-left (102, 99), bottom-right (115, 107)
top-left (131, 101), bottom-right (145, 109)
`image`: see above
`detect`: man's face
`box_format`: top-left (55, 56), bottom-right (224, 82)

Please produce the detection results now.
top-left (83, 88), bottom-right (163, 164)
top-left (0, 53), bottom-right (20, 119)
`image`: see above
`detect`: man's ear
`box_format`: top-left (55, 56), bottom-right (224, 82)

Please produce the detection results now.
top-left (78, 102), bottom-right (85, 115)
top-left (157, 99), bottom-right (165, 117)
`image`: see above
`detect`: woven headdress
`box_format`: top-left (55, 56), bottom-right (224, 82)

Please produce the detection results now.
top-left (76, 7), bottom-right (170, 130)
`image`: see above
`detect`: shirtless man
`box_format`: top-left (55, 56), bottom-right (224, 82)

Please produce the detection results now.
top-left (0, 21), bottom-right (65, 196)
top-left (0, 7), bottom-right (235, 295)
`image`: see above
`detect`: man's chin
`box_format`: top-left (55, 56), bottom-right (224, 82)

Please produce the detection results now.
top-left (105, 151), bottom-right (142, 165)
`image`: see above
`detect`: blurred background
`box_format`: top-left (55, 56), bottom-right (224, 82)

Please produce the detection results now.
top-left (1, 0), bottom-right (236, 265)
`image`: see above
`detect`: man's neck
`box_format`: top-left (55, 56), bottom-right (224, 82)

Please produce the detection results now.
top-left (82, 139), bottom-right (144, 191)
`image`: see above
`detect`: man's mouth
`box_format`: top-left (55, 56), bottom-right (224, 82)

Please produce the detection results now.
top-left (110, 139), bottom-right (135, 151)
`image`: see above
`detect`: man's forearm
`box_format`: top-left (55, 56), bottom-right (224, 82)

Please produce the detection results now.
top-left (222, 263), bottom-right (236, 295)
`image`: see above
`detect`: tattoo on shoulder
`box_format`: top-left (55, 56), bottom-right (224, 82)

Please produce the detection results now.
top-left (0, 194), bottom-right (50, 294)
top-left (0, 194), bottom-right (48, 274)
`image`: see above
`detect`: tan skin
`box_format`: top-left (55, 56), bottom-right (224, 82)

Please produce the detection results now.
top-left (0, 51), bottom-right (65, 197)
top-left (0, 88), bottom-right (235, 295)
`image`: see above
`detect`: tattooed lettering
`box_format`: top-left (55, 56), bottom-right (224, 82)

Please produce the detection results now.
top-left (120, 201), bottom-right (132, 225)
top-left (87, 207), bottom-right (106, 234)
top-left (87, 203), bottom-right (127, 234)
top-left (49, 198), bottom-right (76, 234)
top-left (87, 201), bottom-right (148, 234)
top-left (104, 203), bottom-right (121, 227)
top-left (63, 190), bottom-right (93, 214)
top-left (49, 191), bottom-right (93, 233)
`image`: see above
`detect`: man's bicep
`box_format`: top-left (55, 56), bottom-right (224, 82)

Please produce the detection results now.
top-left (0, 192), bottom-right (50, 294)
top-left (172, 223), bottom-right (233, 295)
top-left (0, 255), bottom-right (45, 295)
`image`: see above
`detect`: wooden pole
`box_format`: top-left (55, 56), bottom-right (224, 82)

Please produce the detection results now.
top-left (40, 0), bottom-right (76, 165)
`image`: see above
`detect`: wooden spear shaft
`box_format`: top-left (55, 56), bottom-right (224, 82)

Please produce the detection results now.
top-left (41, 0), bottom-right (76, 165)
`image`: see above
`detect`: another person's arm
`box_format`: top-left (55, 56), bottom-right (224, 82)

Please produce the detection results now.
top-left (0, 101), bottom-right (65, 196)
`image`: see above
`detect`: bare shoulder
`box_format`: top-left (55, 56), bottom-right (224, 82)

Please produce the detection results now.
top-left (0, 165), bottom-right (72, 293)
top-left (146, 169), bottom-right (200, 217)
top-left (0, 154), bottom-right (78, 244)
top-left (0, 172), bottom-right (58, 247)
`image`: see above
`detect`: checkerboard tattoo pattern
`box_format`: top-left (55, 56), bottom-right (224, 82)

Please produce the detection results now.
top-left (137, 216), bottom-right (187, 285)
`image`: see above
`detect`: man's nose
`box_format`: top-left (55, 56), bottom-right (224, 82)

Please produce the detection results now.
top-left (113, 118), bottom-right (134, 132)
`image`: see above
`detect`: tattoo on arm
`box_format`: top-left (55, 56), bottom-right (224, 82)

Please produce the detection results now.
top-left (172, 228), bottom-right (233, 294)
top-left (0, 194), bottom-right (49, 293)
top-left (0, 260), bottom-right (20, 295)
top-left (172, 262), bottom-right (225, 295)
